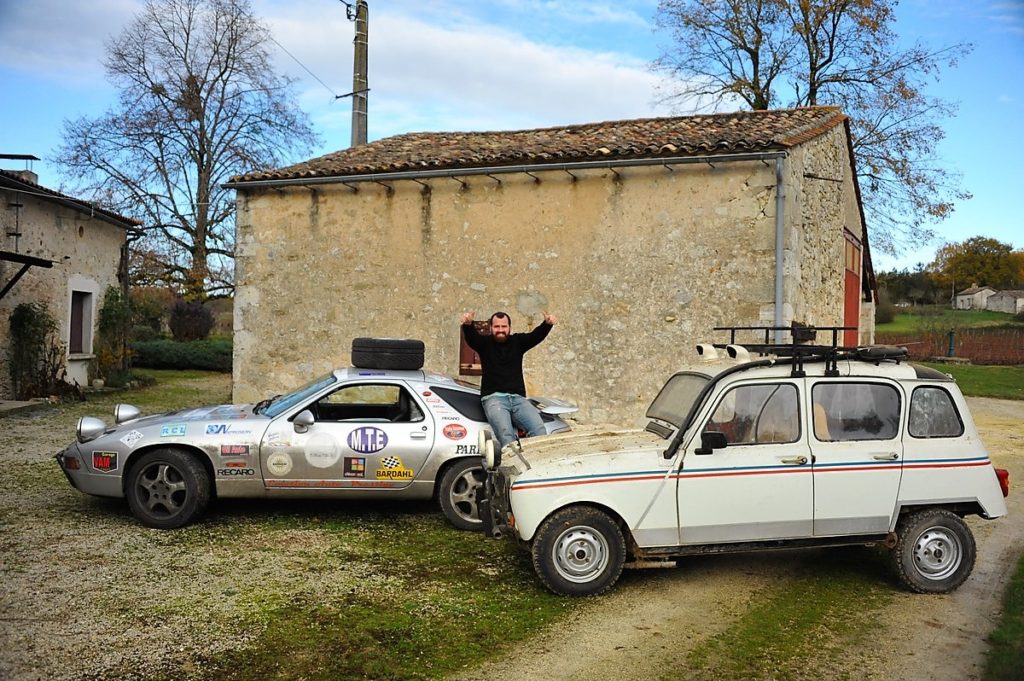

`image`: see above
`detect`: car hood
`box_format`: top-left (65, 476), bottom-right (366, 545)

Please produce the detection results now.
top-left (504, 426), bottom-right (667, 478)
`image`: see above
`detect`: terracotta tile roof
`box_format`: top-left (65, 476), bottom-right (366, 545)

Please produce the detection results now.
top-left (230, 106), bottom-right (846, 184)
top-left (0, 169), bottom-right (140, 227)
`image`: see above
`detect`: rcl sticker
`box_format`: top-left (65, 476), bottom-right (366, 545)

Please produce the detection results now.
top-left (347, 427), bottom-right (388, 454)
top-left (92, 451), bottom-right (118, 473)
top-left (443, 423), bottom-right (467, 440)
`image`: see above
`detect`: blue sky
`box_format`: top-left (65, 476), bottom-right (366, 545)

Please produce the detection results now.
top-left (0, 0), bottom-right (1021, 271)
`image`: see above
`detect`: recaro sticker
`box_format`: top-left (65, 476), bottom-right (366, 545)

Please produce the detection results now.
top-left (376, 455), bottom-right (413, 481)
top-left (92, 451), bottom-right (118, 473)
top-left (347, 427), bottom-right (388, 454)
top-left (267, 452), bottom-right (293, 476)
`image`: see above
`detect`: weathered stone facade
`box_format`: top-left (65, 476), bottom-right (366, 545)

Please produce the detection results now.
top-left (0, 171), bottom-right (130, 397)
top-left (231, 109), bottom-right (873, 424)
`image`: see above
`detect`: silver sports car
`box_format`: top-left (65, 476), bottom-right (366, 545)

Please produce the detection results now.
top-left (56, 367), bottom-right (575, 529)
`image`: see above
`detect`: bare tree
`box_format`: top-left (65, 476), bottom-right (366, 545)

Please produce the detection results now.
top-left (654, 0), bottom-right (971, 253)
top-left (56, 0), bottom-right (319, 298)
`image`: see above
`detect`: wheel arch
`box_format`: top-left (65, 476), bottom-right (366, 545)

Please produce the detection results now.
top-left (432, 456), bottom-right (478, 500)
top-left (122, 443), bottom-right (216, 497)
top-left (891, 500), bottom-right (985, 530)
top-left (530, 500), bottom-right (633, 547)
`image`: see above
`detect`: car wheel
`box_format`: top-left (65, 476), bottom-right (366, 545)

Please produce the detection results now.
top-left (890, 508), bottom-right (976, 594)
top-left (531, 506), bottom-right (626, 596)
top-left (125, 449), bottom-right (211, 529)
top-left (438, 458), bottom-right (485, 530)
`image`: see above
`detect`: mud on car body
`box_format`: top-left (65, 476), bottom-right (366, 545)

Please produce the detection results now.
top-left (480, 328), bottom-right (1010, 596)
top-left (56, 338), bottom-right (576, 530)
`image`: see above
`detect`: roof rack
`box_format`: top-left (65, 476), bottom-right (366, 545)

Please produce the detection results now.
top-left (711, 324), bottom-right (907, 377)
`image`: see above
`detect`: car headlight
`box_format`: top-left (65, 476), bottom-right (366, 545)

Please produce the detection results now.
top-left (483, 438), bottom-right (501, 470)
top-left (77, 417), bottom-right (107, 443)
top-left (114, 404), bottom-right (141, 424)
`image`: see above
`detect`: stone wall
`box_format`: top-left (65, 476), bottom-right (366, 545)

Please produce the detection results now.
top-left (0, 188), bottom-right (125, 397)
top-left (235, 137), bottom-right (862, 424)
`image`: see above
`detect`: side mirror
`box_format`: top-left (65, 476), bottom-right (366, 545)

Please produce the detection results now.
top-left (293, 409), bottom-right (314, 433)
top-left (695, 431), bottom-right (727, 455)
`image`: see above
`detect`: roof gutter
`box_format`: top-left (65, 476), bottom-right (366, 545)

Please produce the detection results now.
top-left (223, 151), bottom-right (788, 190)
top-left (774, 157), bottom-right (786, 343)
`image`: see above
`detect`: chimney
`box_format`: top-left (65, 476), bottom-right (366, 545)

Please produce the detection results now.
top-left (8, 169), bottom-right (39, 184)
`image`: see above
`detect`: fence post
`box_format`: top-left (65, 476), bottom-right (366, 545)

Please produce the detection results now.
top-left (947, 329), bottom-right (956, 357)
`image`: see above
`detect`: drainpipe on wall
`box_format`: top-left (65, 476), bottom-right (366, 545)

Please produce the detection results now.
top-left (774, 157), bottom-right (786, 344)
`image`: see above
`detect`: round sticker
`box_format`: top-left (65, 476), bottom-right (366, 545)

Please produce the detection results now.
top-left (347, 426), bottom-right (389, 454)
top-left (267, 452), bottom-right (293, 476)
top-left (305, 432), bottom-right (341, 468)
top-left (443, 423), bottom-right (467, 440)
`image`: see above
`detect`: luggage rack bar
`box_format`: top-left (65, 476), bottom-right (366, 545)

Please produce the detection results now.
top-left (711, 324), bottom-right (905, 378)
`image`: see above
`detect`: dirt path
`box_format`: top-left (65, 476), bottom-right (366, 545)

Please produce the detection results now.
top-left (453, 397), bottom-right (1024, 681)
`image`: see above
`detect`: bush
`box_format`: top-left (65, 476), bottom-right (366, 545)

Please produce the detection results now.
top-left (7, 302), bottom-right (81, 400)
top-left (130, 324), bottom-right (161, 342)
top-left (1017, 309), bottom-right (1024, 323)
top-left (131, 339), bottom-right (232, 371)
top-left (169, 300), bottom-right (214, 341)
top-left (95, 287), bottom-right (132, 378)
top-left (130, 286), bottom-right (174, 332)
top-left (876, 301), bottom-right (896, 325)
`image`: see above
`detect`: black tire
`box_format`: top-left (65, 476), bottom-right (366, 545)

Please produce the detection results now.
top-left (125, 449), bottom-right (211, 529)
top-left (531, 506), bottom-right (626, 596)
top-left (351, 337), bottom-right (424, 370)
top-left (890, 508), bottom-right (976, 594)
top-left (438, 458), bottom-right (485, 531)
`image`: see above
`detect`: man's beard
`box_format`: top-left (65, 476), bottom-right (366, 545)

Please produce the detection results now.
top-left (494, 332), bottom-right (509, 342)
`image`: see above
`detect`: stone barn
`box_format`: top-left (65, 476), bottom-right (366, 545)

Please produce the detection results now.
top-left (226, 107), bottom-right (876, 424)
top-left (0, 166), bottom-right (136, 398)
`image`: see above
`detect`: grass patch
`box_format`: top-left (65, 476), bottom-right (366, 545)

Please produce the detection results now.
top-left (679, 549), bottom-right (894, 681)
top-left (985, 552), bottom-right (1024, 681)
top-left (877, 306), bottom-right (1023, 334)
top-left (918, 363), bottom-right (1024, 400)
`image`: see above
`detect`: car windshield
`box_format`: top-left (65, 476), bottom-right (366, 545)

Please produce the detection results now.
top-left (262, 374), bottom-right (338, 418)
top-left (645, 372), bottom-right (710, 429)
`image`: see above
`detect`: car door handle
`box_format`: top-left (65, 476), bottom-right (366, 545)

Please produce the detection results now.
top-left (410, 433), bottom-right (427, 440)
top-left (780, 456), bottom-right (808, 465)
top-left (872, 452), bottom-right (899, 461)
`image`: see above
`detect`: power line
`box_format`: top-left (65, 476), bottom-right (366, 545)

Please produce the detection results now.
top-left (268, 35), bottom-right (340, 100)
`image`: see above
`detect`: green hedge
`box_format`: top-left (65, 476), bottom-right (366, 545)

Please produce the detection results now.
top-left (131, 339), bottom-right (232, 372)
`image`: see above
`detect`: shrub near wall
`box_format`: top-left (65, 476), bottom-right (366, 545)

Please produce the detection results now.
top-left (876, 328), bottom-right (1024, 364)
top-left (131, 339), bottom-right (232, 371)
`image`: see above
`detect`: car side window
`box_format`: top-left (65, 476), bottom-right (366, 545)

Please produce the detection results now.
top-left (909, 386), bottom-right (964, 438)
top-left (311, 384), bottom-right (423, 423)
top-left (703, 383), bottom-right (799, 445)
top-left (812, 382), bottom-right (900, 442)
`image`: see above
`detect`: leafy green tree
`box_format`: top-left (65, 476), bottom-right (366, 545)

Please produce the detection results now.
top-left (56, 0), bottom-right (319, 299)
top-left (930, 237), bottom-right (1024, 292)
top-left (653, 0), bottom-right (970, 253)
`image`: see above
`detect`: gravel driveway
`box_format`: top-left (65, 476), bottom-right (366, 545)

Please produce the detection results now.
top-left (1, 385), bottom-right (1020, 681)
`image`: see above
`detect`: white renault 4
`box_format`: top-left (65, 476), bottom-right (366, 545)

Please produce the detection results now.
top-left (480, 327), bottom-right (1010, 596)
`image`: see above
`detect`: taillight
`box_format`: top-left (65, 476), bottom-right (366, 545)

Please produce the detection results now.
top-left (995, 468), bottom-right (1010, 498)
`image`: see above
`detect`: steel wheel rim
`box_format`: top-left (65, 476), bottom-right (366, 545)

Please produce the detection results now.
top-left (551, 524), bottom-right (609, 584)
top-left (448, 467), bottom-right (484, 524)
top-left (912, 525), bottom-right (962, 581)
top-left (136, 462), bottom-right (188, 519)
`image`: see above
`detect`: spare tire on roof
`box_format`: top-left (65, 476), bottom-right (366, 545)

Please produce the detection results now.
top-left (351, 337), bottom-right (425, 370)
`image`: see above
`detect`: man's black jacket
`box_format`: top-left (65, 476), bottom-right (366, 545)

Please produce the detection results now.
top-left (462, 321), bottom-right (552, 398)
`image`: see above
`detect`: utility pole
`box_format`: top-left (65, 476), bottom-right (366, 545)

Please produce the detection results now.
top-left (350, 0), bottom-right (368, 146)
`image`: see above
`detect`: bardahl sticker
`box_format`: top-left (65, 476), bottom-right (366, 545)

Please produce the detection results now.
top-left (267, 452), bottom-right (293, 476)
top-left (443, 423), bottom-right (467, 440)
top-left (160, 423), bottom-right (188, 437)
top-left (119, 430), bottom-right (144, 447)
top-left (376, 455), bottom-right (414, 481)
top-left (92, 451), bottom-right (118, 473)
top-left (347, 426), bottom-right (388, 454)
top-left (220, 444), bottom-right (250, 456)
top-left (305, 433), bottom-right (341, 468)
top-left (344, 456), bottom-right (366, 478)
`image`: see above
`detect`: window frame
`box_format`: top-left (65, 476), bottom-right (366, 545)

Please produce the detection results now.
top-left (908, 385), bottom-right (965, 439)
top-left (701, 381), bottom-right (802, 447)
top-left (811, 380), bottom-right (903, 443)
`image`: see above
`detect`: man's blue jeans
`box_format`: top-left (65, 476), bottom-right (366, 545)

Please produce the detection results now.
top-left (482, 393), bottom-right (546, 449)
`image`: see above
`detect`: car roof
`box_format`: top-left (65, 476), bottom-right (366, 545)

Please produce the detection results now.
top-left (679, 354), bottom-right (952, 383)
top-left (331, 367), bottom-right (479, 390)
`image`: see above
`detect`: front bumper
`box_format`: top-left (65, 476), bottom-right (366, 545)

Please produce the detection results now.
top-left (55, 445), bottom-right (124, 498)
top-left (481, 468), bottom-right (515, 539)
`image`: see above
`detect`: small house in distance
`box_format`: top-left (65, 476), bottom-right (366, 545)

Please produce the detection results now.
top-left (227, 107), bottom-right (876, 423)
top-left (0, 162), bottom-right (137, 397)
top-left (955, 284), bottom-right (997, 310)
top-left (986, 290), bottom-right (1024, 315)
